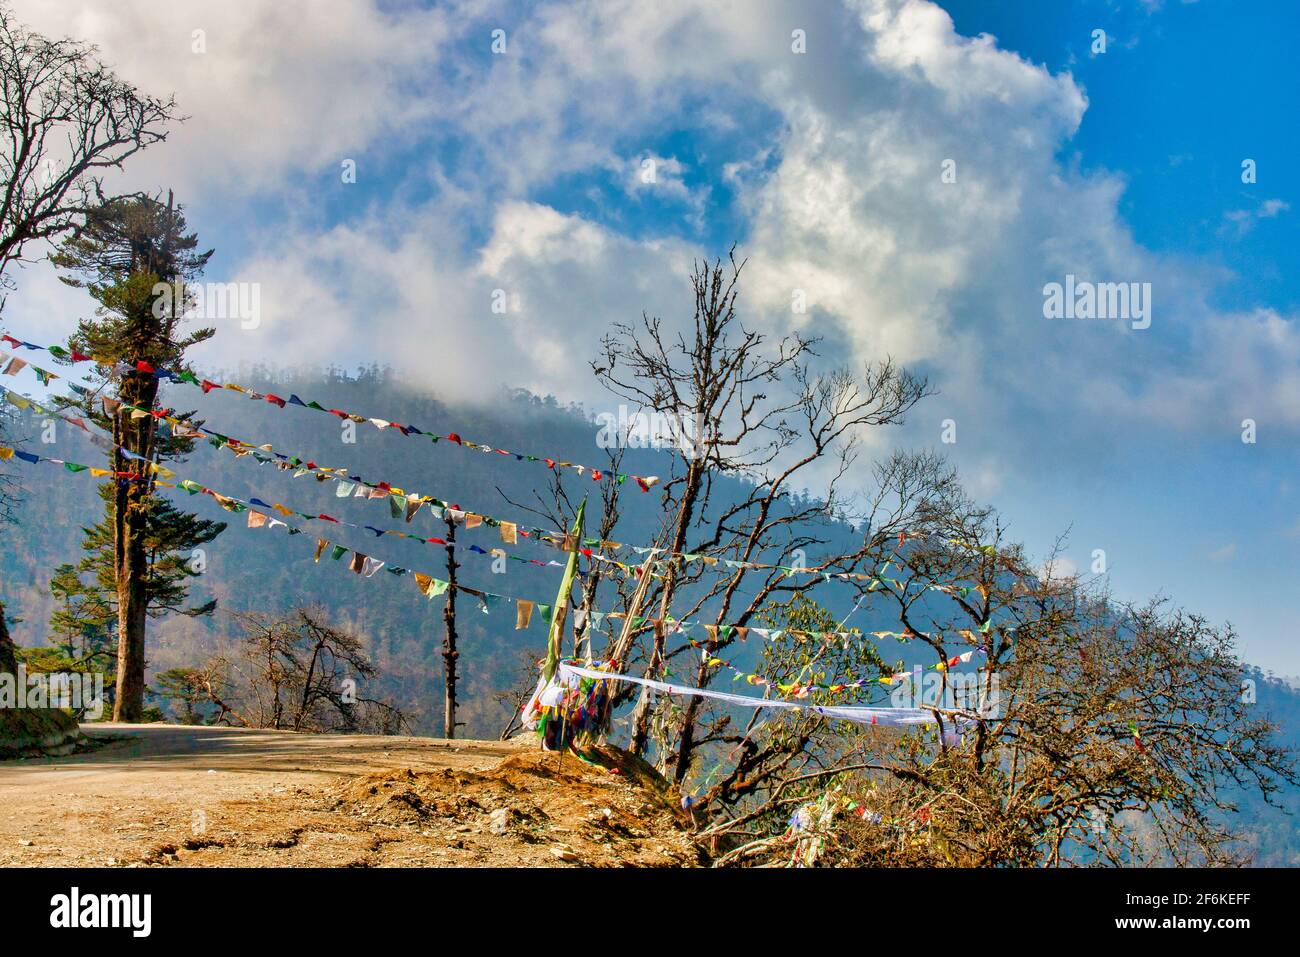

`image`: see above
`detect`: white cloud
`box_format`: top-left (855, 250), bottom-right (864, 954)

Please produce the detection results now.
top-left (4, 0), bottom-right (1296, 466)
top-left (9, 0), bottom-right (452, 199)
top-left (1221, 198), bottom-right (1290, 238)
top-left (1208, 543), bottom-right (1238, 562)
top-left (1036, 555), bottom-right (1078, 582)
top-left (187, 198), bottom-right (699, 410)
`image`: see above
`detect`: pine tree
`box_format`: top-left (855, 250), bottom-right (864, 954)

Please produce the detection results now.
top-left (48, 562), bottom-right (116, 667)
top-left (49, 485), bottom-right (225, 662)
top-left (51, 192), bottom-right (221, 721)
top-left (0, 9), bottom-right (175, 686)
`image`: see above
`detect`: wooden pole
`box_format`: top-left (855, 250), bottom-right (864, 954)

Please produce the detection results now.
top-left (441, 515), bottom-right (459, 739)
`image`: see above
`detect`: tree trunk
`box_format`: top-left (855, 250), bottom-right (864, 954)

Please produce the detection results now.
top-left (628, 461), bottom-right (700, 756)
top-left (111, 373), bottom-right (158, 722)
top-left (113, 484), bottom-right (151, 721)
top-left (673, 660), bottom-right (710, 784)
top-left (441, 517), bottom-right (459, 739)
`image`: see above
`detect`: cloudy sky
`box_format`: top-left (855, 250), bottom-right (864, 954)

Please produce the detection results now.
top-left (5, 0), bottom-right (1297, 674)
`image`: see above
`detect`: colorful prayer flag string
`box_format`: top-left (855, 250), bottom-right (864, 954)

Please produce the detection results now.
top-left (1, 379), bottom-right (1017, 661)
top-left (1, 332), bottom-right (662, 490)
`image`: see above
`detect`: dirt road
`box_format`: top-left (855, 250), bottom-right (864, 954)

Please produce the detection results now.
top-left (0, 724), bottom-right (701, 867)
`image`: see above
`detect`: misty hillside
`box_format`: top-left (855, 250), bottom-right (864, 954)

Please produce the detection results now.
top-left (2, 366), bottom-right (1296, 863)
top-left (1, 365), bottom-right (886, 735)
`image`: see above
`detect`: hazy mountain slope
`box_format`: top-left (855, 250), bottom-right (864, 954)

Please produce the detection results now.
top-left (1, 366), bottom-right (1295, 864)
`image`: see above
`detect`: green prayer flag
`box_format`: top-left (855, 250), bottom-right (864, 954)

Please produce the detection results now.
top-left (541, 499), bottom-right (583, 681)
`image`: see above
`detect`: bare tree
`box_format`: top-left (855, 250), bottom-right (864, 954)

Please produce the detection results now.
top-left (0, 4), bottom-right (177, 294)
top-left (165, 608), bottom-right (408, 735)
top-left (593, 248), bottom-right (930, 774)
top-left (499, 444), bottom-right (630, 661)
top-left (703, 490), bottom-right (1297, 866)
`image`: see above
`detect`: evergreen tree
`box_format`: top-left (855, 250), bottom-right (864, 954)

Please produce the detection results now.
top-left (51, 192), bottom-right (220, 721)
top-left (48, 562), bottom-right (115, 667)
top-left (48, 484), bottom-right (224, 671)
top-left (0, 8), bottom-right (175, 684)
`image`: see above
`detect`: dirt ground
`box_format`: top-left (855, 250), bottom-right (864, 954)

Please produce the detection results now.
top-left (0, 724), bottom-right (706, 868)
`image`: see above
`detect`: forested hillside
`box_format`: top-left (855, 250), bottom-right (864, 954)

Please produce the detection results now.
top-left (1, 365), bottom-right (877, 733)
top-left (2, 365), bottom-right (1296, 863)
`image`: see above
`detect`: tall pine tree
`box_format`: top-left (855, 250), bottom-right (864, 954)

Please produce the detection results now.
top-left (52, 192), bottom-right (222, 721)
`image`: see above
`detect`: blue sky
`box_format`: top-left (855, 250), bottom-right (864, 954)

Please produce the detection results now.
top-left (942, 0), bottom-right (1299, 313)
top-left (938, 0), bottom-right (1299, 675)
top-left (3, 0), bottom-right (1297, 674)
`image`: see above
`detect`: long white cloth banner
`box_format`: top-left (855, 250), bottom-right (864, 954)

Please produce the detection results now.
top-left (558, 663), bottom-right (966, 731)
